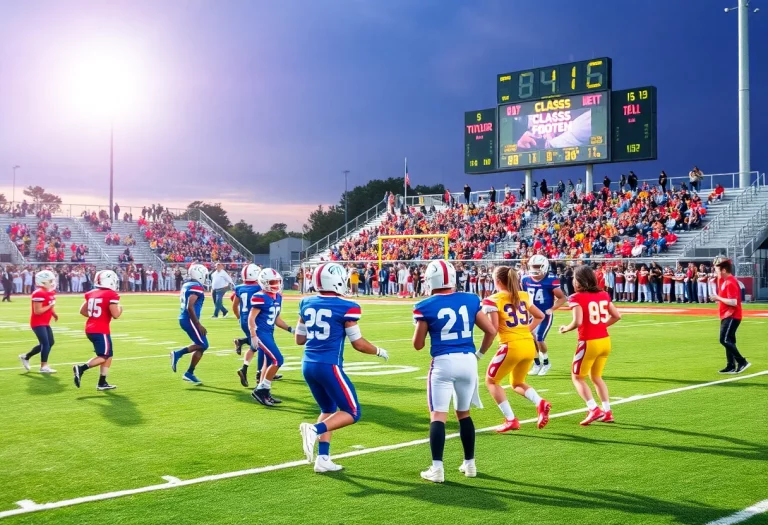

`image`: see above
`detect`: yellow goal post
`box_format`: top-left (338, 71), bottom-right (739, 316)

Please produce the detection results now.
top-left (377, 234), bottom-right (449, 269)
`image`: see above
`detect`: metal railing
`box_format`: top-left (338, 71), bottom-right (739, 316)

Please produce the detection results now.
top-left (304, 199), bottom-right (392, 259)
top-left (592, 170), bottom-right (763, 193)
top-left (186, 208), bottom-right (254, 261)
top-left (1, 202), bottom-right (190, 221)
top-left (73, 218), bottom-right (111, 262)
top-left (726, 200), bottom-right (768, 259)
top-left (0, 230), bottom-right (27, 265)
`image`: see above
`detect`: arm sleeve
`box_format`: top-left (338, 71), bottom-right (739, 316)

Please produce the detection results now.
top-left (481, 298), bottom-right (498, 313)
top-left (342, 305), bottom-right (362, 323)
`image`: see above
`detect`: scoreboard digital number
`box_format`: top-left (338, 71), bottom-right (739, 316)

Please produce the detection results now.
top-left (611, 86), bottom-right (657, 162)
top-left (497, 58), bottom-right (611, 104)
top-left (464, 108), bottom-right (497, 174)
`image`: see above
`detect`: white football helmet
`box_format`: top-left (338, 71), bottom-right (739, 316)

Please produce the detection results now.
top-left (188, 263), bottom-right (209, 284)
top-left (528, 254), bottom-right (550, 278)
top-left (313, 263), bottom-right (347, 295)
top-left (258, 267), bottom-right (283, 294)
top-left (35, 270), bottom-right (57, 290)
top-left (425, 260), bottom-right (456, 292)
top-left (94, 270), bottom-right (119, 291)
top-left (241, 263), bottom-right (262, 283)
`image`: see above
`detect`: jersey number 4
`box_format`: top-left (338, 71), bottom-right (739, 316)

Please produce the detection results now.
top-left (437, 305), bottom-right (472, 341)
top-left (304, 307), bottom-right (331, 340)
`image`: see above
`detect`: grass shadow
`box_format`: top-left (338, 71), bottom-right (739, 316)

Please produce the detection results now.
top-left (77, 392), bottom-right (144, 427)
top-left (21, 372), bottom-right (66, 395)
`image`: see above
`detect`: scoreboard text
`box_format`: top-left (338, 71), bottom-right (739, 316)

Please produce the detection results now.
top-left (497, 58), bottom-right (611, 104)
top-left (611, 86), bottom-right (657, 162)
top-left (464, 108), bottom-right (497, 174)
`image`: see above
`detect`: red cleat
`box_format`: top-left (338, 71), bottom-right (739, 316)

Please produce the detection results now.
top-left (600, 410), bottom-right (614, 423)
top-left (580, 407), bottom-right (605, 426)
top-left (536, 399), bottom-right (551, 429)
top-left (495, 418), bottom-right (520, 433)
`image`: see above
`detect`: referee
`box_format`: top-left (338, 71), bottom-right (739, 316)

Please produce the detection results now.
top-left (710, 257), bottom-right (750, 374)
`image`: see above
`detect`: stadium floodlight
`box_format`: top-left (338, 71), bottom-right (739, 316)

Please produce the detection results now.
top-left (12, 165), bottom-right (20, 205)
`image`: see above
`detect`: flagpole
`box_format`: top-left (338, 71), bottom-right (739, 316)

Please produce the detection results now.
top-left (404, 157), bottom-right (407, 208)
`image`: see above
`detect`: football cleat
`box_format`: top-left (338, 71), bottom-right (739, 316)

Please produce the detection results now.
top-left (251, 389), bottom-right (274, 407)
top-left (537, 364), bottom-right (551, 376)
top-left (718, 366), bottom-right (736, 374)
top-left (537, 399), bottom-right (552, 429)
top-left (72, 365), bottom-right (82, 388)
top-left (274, 374), bottom-right (283, 381)
top-left (600, 410), bottom-right (615, 423)
top-left (299, 422), bottom-right (318, 463)
top-left (182, 372), bottom-right (202, 385)
top-left (314, 456), bottom-right (343, 473)
top-left (734, 362), bottom-right (751, 374)
top-left (580, 407), bottom-right (605, 426)
top-left (237, 369), bottom-right (249, 388)
top-left (233, 338), bottom-right (242, 355)
top-left (268, 395), bottom-right (282, 404)
top-left (39, 366), bottom-right (57, 374)
top-left (420, 466), bottom-right (445, 483)
top-left (18, 355), bottom-right (30, 372)
top-left (529, 364), bottom-right (542, 376)
top-left (170, 351), bottom-right (181, 373)
top-left (495, 418), bottom-right (521, 433)
top-left (458, 462), bottom-right (477, 478)
top-left (97, 383), bottom-right (117, 391)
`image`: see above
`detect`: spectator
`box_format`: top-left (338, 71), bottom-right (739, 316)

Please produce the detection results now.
top-left (210, 262), bottom-right (234, 318)
top-left (464, 184), bottom-right (471, 204)
top-left (603, 175), bottom-right (611, 189)
top-left (659, 171), bottom-right (668, 193)
top-left (689, 166), bottom-right (704, 193)
top-left (628, 171), bottom-right (638, 192)
top-left (489, 186), bottom-right (496, 205)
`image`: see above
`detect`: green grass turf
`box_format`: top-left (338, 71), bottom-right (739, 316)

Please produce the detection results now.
top-left (0, 294), bottom-right (766, 524)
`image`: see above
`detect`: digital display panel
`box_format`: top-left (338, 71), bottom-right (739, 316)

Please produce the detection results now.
top-left (611, 86), bottom-right (657, 162)
top-left (464, 108), bottom-right (497, 173)
top-left (497, 58), bottom-right (611, 104)
top-left (498, 91), bottom-right (610, 170)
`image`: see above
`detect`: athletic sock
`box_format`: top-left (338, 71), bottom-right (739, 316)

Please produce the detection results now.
top-left (314, 422), bottom-right (328, 435)
top-left (524, 388), bottom-right (543, 406)
top-left (258, 379), bottom-right (272, 390)
top-left (241, 364), bottom-right (249, 374)
top-left (586, 399), bottom-right (598, 410)
top-left (458, 417), bottom-right (475, 461)
top-left (533, 358), bottom-right (541, 366)
top-left (429, 421), bottom-right (446, 463)
top-left (187, 365), bottom-right (196, 374)
top-left (541, 352), bottom-right (549, 365)
top-left (98, 375), bottom-right (107, 386)
top-left (80, 364), bottom-right (90, 373)
top-left (318, 441), bottom-right (330, 457)
top-left (175, 348), bottom-right (190, 358)
top-left (602, 401), bottom-right (611, 412)
top-left (498, 400), bottom-right (515, 420)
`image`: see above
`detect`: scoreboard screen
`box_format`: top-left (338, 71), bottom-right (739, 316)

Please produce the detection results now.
top-left (464, 108), bottom-right (497, 174)
top-left (497, 58), bottom-right (611, 104)
top-left (498, 91), bottom-right (610, 170)
top-left (611, 86), bottom-right (657, 162)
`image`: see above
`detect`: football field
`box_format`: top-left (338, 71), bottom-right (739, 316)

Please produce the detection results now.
top-left (0, 293), bottom-right (767, 524)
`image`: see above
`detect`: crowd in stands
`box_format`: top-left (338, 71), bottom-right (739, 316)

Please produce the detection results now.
top-left (6, 220), bottom-right (87, 262)
top-left (142, 220), bottom-right (246, 264)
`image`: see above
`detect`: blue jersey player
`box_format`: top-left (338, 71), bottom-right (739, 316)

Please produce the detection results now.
top-left (412, 260), bottom-right (496, 483)
top-left (231, 264), bottom-right (261, 356)
top-left (170, 264), bottom-right (210, 385)
top-left (297, 263), bottom-right (388, 473)
top-left (521, 255), bottom-right (566, 376)
top-left (248, 268), bottom-right (293, 407)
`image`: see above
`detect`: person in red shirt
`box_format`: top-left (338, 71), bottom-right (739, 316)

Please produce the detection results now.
top-left (73, 270), bottom-right (123, 390)
top-left (18, 270), bottom-right (59, 373)
top-left (559, 266), bottom-right (622, 426)
top-left (710, 257), bottom-right (750, 374)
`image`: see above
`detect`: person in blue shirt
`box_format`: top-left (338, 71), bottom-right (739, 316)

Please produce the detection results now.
top-left (297, 263), bottom-right (389, 473)
top-left (377, 266), bottom-right (388, 296)
top-left (170, 264), bottom-right (210, 385)
top-left (231, 264), bottom-right (261, 356)
top-left (521, 255), bottom-right (566, 376)
top-left (412, 260), bottom-right (496, 483)
top-left (248, 268), bottom-right (293, 407)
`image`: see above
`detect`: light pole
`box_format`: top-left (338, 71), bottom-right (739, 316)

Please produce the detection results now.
top-left (12, 165), bottom-right (20, 205)
top-left (725, 1), bottom-right (760, 188)
top-left (343, 170), bottom-right (350, 236)
top-left (109, 121), bottom-right (114, 220)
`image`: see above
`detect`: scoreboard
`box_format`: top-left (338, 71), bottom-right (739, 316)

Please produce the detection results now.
top-left (464, 57), bottom-right (658, 173)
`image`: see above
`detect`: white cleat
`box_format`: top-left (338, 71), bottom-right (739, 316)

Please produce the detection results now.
top-left (18, 355), bottom-right (30, 372)
top-left (420, 466), bottom-right (445, 483)
top-left (529, 364), bottom-right (542, 376)
top-left (537, 364), bottom-right (551, 376)
top-left (314, 456), bottom-right (343, 473)
top-left (299, 423), bottom-right (318, 464)
top-left (39, 366), bottom-right (57, 374)
top-left (459, 462), bottom-right (477, 478)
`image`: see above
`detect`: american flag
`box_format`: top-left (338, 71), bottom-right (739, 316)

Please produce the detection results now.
top-left (405, 159), bottom-right (410, 187)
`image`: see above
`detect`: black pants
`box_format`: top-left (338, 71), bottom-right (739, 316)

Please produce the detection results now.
top-left (28, 325), bottom-right (55, 362)
top-left (2, 281), bottom-right (11, 301)
top-left (720, 318), bottom-right (746, 368)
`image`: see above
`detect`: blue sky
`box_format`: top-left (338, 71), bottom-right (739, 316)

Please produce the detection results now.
top-left (0, 0), bottom-right (765, 229)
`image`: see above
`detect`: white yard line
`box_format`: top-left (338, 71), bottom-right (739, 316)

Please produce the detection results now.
top-left (705, 500), bottom-right (768, 525)
top-left (0, 370), bottom-right (764, 520)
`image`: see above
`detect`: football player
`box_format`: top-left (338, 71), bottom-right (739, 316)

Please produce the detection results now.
top-left (413, 260), bottom-right (496, 483)
top-left (232, 264), bottom-right (261, 357)
top-left (72, 270), bottom-right (122, 390)
top-left (559, 265), bottom-right (622, 425)
top-left (298, 263), bottom-right (388, 473)
top-left (19, 270), bottom-right (59, 373)
top-left (248, 268), bottom-right (293, 406)
top-left (521, 255), bottom-right (566, 375)
top-left (170, 264), bottom-right (210, 385)
top-left (479, 266), bottom-right (551, 432)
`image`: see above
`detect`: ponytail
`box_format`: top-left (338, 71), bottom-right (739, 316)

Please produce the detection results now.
top-left (494, 265), bottom-right (521, 310)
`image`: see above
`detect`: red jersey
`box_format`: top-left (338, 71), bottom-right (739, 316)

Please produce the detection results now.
top-left (568, 291), bottom-right (612, 341)
top-left (30, 288), bottom-right (56, 328)
top-left (84, 288), bottom-right (121, 334)
top-left (595, 270), bottom-right (605, 290)
top-left (718, 276), bottom-right (742, 320)
top-left (637, 271), bottom-right (649, 285)
top-left (662, 273), bottom-right (673, 285)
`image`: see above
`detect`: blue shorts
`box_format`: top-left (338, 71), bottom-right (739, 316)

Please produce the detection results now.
top-left (534, 313), bottom-right (554, 342)
top-left (179, 319), bottom-right (209, 350)
top-left (255, 332), bottom-right (283, 367)
top-left (302, 361), bottom-right (361, 420)
top-left (87, 333), bottom-right (114, 358)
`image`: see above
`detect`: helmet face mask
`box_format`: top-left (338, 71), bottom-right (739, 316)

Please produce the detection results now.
top-left (35, 270), bottom-right (57, 291)
top-left (528, 254), bottom-right (550, 279)
top-left (258, 268), bottom-right (283, 294)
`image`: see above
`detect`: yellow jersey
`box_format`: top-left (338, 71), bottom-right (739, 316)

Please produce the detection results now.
top-left (481, 291), bottom-right (535, 343)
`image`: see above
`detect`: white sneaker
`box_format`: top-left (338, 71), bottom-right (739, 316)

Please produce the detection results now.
top-left (314, 456), bottom-right (343, 473)
top-left (39, 366), bottom-right (57, 373)
top-left (538, 364), bottom-right (551, 376)
top-left (420, 466), bottom-right (444, 483)
top-left (459, 462), bottom-right (477, 478)
top-left (19, 354), bottom-right (30, 372)
top-left (299, 423), bottom-right (317, 463)
top-left (529, 364), bottom-right (542, 376)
